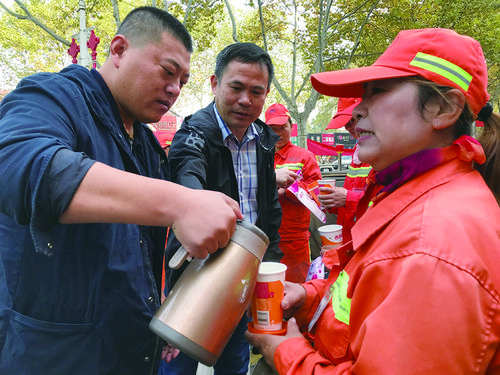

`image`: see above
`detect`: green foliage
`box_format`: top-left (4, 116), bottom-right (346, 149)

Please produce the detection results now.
top-left (173, 2), bottom-right (258, 116)
top-left (0, 0), bottom-right (133, 78)
top-left (302, 0), bottom-right (500, 98)
top-left (308, 97), bottom-right (336, 133)
top-left (170, 0), bottom-right (226, 51)
top-left (0, 0), bottom-right (227, 83)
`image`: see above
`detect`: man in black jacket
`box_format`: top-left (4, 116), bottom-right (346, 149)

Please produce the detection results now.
top-left (161, 42), bottom-right (282, 375)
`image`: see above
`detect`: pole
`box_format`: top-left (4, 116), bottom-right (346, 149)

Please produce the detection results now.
top-left (78, 0), bottom-right (91, 67)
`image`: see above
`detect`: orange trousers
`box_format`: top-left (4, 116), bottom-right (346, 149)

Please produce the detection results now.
top-left (279, 237), bottom-right (311, 283)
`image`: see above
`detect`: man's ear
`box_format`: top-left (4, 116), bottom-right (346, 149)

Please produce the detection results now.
top-left (109, 35), bottom-right (130, 67)
top-left (210, 74), bottom-right (218, 96)
top-left (431, 89), bottom-right (466, 130)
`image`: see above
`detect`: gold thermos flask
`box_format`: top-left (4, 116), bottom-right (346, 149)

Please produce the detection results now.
top-left (149, 220), bottom-right (269, 366)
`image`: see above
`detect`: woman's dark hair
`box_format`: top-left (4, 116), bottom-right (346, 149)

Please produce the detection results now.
top-left (116, 7), bottom-right (192, 53)
top-left (475, 113), bottom-right (500, 205)
top-left (406, 77), bottom-right (474, 139)
top-left (215, 43), bottom-right (274, 89)
top-left (405, 77), bottom-right (500, 204)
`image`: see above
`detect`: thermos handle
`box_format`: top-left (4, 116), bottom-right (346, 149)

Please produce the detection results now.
top-left (168, 220), bottom-right (246, 269)
top-left (168, 247), bottom-right (193, 269)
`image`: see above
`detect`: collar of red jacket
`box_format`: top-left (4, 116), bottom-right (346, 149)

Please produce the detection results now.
top-left (375, 135), bottom-right (484, 195)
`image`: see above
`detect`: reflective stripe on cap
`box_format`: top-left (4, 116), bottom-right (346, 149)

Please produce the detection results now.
top-left (410, 52), bottom-right (472, 91)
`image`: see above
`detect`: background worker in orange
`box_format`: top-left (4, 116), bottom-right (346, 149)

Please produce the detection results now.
top-left (318, 97), bottom-right (372, 243)
top-left (153, 130), bottom-right (175, 302)
top-left (265, 103), bottom-right (322, 282)
top-left (154, 130), bottom-right (174, 156)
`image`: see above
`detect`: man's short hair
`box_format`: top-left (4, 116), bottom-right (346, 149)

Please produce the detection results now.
top-left (116, 7), bottom-right (193, 53)
top-left (215, 43), bottom-right (274, 89)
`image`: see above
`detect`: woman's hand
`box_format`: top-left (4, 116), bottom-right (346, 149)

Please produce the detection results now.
top-left (245, 282), bottom-right (306, 370)
top-left (245, 317), bottom-right (303, 371)
top-left (161, 344), bottom-right (180, 363)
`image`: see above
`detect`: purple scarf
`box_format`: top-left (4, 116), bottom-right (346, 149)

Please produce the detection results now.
top-left (375, 135), bottom-right (485, 194)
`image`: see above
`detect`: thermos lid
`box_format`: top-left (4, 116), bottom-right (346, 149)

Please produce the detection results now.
top-left (169, 220), bottom-right (269, 269)
top-left (233, 220), bottom-right (269, 261)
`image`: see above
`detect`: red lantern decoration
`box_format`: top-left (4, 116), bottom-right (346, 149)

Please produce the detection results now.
top-left (87, 30), bottom-right (100, 69)
top-left (68, 38), bottom-right (80, 64)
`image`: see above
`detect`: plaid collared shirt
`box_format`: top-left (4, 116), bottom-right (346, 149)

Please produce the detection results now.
top-left (214, 104), bottom-right (259, 224)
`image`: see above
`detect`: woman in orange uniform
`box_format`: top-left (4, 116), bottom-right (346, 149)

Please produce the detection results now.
top-left (247, 28), bottom-right (500, 374)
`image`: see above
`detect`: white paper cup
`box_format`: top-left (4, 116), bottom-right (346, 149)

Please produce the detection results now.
top-left (318, 224), bottom-right (343, 246)
top-left (251, 262), bottom-right (287, 331)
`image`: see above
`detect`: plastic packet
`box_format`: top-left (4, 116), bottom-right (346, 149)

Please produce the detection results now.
top-left (305, 256), bottom-right (326, 281)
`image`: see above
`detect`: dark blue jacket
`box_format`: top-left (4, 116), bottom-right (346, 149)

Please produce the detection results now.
top-left (0, 65), bottom-right (168, 374)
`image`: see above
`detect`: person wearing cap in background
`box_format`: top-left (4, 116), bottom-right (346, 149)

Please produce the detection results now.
top-left (154, 131), bottom-right (175, 156)
top-left (265, 103), bottom-right (322, 283)
top-left (317, 97), bottom-right (372, 243)
top-left (246, 28), bottom-right (500, 374)
top-left (153, 129), bottom-right (176, 304)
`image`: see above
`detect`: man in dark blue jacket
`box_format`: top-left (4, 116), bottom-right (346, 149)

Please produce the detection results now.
top-left (162, 43), bottom-right (282, 375)
top-left (0, 7), bottom-right (242, 375)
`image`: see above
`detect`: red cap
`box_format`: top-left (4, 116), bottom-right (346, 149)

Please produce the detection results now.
top-left (154, 131), bottom-right (174, 148)
top-left (265, 103), bottom-right (290, 126)
top-left (311, 28), bottom-right (489, 115)
top-left (326, 97), bottom-right (362, 129)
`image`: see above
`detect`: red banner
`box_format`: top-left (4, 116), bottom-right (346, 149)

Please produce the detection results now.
top-left (150, 115), bottom-right (178, 132)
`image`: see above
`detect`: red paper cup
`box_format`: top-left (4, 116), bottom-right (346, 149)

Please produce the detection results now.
top-left (251, 262), bottom-right (287, 332)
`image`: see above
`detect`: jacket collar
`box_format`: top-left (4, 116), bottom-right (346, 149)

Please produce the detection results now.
top-left (60, 65), bottom-right (122, 133)
top-left (352, 138), bottom-right (483, 251)
top-left (59, 65), bottom-right (166, 168)
top-left (374, 136), bottom-right (484, 195)
top-left (214, 103), bottom-right (260, 145)
top-left (184, 102), bottom-right (279, 150)
top-left (275, 141), bottom-right (293, 157)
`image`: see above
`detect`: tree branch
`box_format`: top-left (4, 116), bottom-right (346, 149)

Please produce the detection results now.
top-left (257, 0), bottom-right (267, 50)
top-left (294, 0), bottom-right (335, 99)
top-left (223, 0), bottom-right (239, 42)
top-left (344, 0), bottom-right (380, 68)
top-left (323, 51), bottom-right (382, 62)
top-left (7, 0), bottom-right (71, 46)
top-left (110, 0), bottom-right (121, 28)
top-left (0, 1), bottom-right (25, 19)
top-left (256, 0), bottom-right (293, 108)
top-left (183, 0), bottom-right (193, 25)
top-left (290, 0), bottom-right (297, 98)
top-left (327, 0), bottom-right (372, 30)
